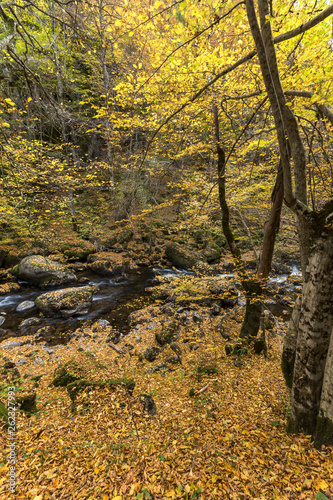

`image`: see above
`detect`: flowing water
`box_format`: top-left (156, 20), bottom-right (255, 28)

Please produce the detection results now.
top-left (0, 263), bottom-right (302, 343)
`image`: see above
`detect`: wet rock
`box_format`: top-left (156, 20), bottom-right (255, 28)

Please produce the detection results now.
top-left (11, 255), bottom-right (77, 287)
top-left (19, 317), bottom-right (43, 329)
top-left (271, 261), bottom-right (292, 275)
top-left (35, 285), bottom-right (98, 317)
top-left (0, 316), bottom-right (5, 327)
top-left (16, 300), bottom-right (35, 313)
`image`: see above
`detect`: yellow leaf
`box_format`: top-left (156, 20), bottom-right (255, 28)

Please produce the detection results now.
top-left (111, 497), bottom-right (122, 500)
top-left (32, 496), bottom-right (43, 500)
top-left (165, 490), bottom-right (176, 498)
top-left (185, 485), bottom-right (191, 493)
top-left (316, 480), bottom-right (329, 490)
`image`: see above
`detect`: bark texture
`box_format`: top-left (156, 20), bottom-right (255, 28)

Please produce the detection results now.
top-left (281, 296), bottom-right (301, 389)
top-left (315, 325), bottom-right (333, 448)
top-left (288, 225), bottom-right (333, 437)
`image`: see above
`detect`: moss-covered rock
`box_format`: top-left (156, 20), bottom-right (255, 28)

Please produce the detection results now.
top-left (165, 243), bottom-right (199, 269)
top-left (17, 393), bottom-right (37, 415)
top-left (52, 360), bottom-right (84, 387)
top-left (59, 241), bottom-right (95, 260)
top-left (0, 400), bottom-right (8, 428)
top-left (35, 285), bottom-right (98, 317)
top-left (144, 346), bottom-right (161, 362)
top-left (88, 251), bottom-right (132, 277)
top-left (11, 255), bottom-right (77, 287)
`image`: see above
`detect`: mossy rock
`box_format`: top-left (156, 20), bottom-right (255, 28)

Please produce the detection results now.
top-left (165, 243), bottom-right (199, 269)
top-left (197, 364), bottom-right (218, 376)
top-left (155, 321), bottom-right (179, 346)
top-left (52, 361), bottom-right (84, 387)
top-left (60, 241), bottom-right (95, 260)
top-left (155, 330), bottom-right (176, 346)
top-left (0, 400), bottom-right (8, 428)
top-left (144, 346), bottom-right (161, 362)
top-left (11, 255), bottom-right (77, 287)
top-left (35, 285), bottom-right (98, 317)
top-left (201, 243), bottom-right (222, 263)
top-left (17, 393), bottom-right (37, 415)
top-left (67, 377), bottom-right (135, 401)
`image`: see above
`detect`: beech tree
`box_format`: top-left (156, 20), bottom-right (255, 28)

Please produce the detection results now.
top-left (243, 0), bottom-right (333, 446)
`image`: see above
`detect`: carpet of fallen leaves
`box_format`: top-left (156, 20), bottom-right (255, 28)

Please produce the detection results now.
top-left (0, 307), bottom-right (332, 500)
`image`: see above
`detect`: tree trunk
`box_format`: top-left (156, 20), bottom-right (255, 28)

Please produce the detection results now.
top-left (281, 296), bottom-right (301, 389)
top-left (287, 225), bottom-right (333, 438)
top-left (314, 324), bottom-right (333, 448)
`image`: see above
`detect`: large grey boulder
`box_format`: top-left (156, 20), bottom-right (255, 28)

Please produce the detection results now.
top-left (11, 255), bottom-right (77, 287)
top-left (35, 285), bottom-right (99, 317)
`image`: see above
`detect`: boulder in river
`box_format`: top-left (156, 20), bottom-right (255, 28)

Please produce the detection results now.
top-left (16, 300), bottom-right (35, 313)
top-left (11, 255), bottom-right (77, 287)
top-left (87, 251), bottom-right (133, 277)
top-left (34, 285), bottom-right (99, 317)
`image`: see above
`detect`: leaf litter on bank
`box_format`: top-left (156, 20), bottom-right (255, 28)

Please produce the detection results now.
top-left (0, 307), bottom-right (332, 500)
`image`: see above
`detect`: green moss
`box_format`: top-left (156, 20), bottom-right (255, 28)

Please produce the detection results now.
top-left (197, 364), bottom-right (218, 380)
top-left (0, 400), bottom-right (8, 428)
top-left (17, 393), bottom-right (37, 415)
top-left (52, 361), bottom-right (84, 387)
top-left (67, 377), bottom-right (135, 401)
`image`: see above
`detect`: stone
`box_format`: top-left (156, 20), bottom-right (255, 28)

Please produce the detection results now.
top-left (88, 251), bottom-right (132, 277)
top-left (19, 317), bottom-right (43, 328)
top-left (210, 303), bottom-right (221, 316)
top-left (0, 342), bottom-right (22, 349)
top-left (35, 285), bottom-right (98, 317)
top-left (16, 300), bottom-right (35, 313)
top-left (17, 358), bottom-right (27, 366)
top-left (0, 317), bottom-right (5, 327)
top-left (192, 312), bottom-right (203, 323)
top-left (144, 346), bottom-right (161, 362)
top-left (4, 361), bottom-right (16, 369)
top-left (11, 255), bottom-right (77, 287)
top-left (97, 319), bottom-right (110, 328)
top-left (165, 242), bottom-right (199, 269)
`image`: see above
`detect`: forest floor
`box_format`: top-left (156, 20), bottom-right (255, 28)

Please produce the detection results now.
top-left (1, 297), bottom-right (333, 500)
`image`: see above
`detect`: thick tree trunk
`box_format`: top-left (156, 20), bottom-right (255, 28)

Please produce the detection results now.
top-left (287, 225), bottom-right (333, 438)
top-left (281, 296), bottom-right (301, 389)
top-left (314, 325), bottom-right (333, 448)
